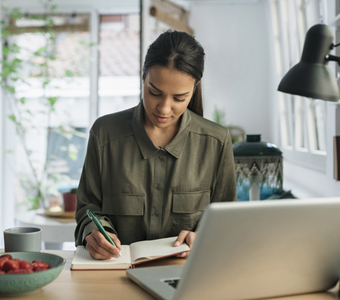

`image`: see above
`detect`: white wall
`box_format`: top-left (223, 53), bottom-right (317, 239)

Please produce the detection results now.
top-left (188, 1), bottom-right (272, 142)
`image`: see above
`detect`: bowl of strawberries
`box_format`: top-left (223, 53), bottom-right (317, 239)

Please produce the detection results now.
top-left (0, 252), bottom-right (65, 296)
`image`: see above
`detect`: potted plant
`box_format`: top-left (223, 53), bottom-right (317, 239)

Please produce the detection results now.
top-left (62, 188), bottom-right (77, 212)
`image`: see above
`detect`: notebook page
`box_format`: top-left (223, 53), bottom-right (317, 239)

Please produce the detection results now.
top-left (71, 245), bottom-right (131, 269)
top-left (130, 237), bottom-right (190, 263)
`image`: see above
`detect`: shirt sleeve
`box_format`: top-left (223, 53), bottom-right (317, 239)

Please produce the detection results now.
top-left (74, 129), bottom-right (117, 246)
top-left (211, 129), bottom-right (237, 203)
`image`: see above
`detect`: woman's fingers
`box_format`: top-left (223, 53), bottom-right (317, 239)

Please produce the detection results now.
top-left (173, 230), bottom-right (197, 258)
top-left (173, 230), bottom-right (190, 247)
top-left (185, 231), bottom-right (196, 248)
top-left (108, 232), bottom-right (122, 251)
top-left (86, 229), bottom-right (121, 259)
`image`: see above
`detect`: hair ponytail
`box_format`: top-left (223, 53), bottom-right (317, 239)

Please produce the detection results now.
top-left (187, 81), bottom-right (203, 117)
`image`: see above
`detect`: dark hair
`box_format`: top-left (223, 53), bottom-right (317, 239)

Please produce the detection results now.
top-left (142, 30), bottom-right (205, 117)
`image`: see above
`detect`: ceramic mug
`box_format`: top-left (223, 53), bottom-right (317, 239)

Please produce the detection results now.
top-left (4, 227), bottom-right (42, 252)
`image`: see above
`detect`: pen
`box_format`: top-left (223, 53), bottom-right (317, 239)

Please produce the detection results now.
top-left (86, 209), bottom-right (121, 256)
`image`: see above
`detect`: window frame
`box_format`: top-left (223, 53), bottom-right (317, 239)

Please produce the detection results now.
top-left (269, 0), bottom-right (327, 173)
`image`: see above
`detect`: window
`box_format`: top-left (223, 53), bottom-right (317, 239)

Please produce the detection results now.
top-left (3, 13), bottom-right (92, 210)
top-left (0, 4), bottom-right (140, 218)
top-left (98, 14), bottom-right (140, 116)
top-left (269, 0), bottom-right (327, 171)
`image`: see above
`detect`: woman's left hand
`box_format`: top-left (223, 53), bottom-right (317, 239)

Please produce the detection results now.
top-left (173, 230), bottom-right (196, 258)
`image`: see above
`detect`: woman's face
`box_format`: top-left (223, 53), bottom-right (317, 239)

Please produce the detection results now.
top-left (143, 66), bottom-right (196, 131)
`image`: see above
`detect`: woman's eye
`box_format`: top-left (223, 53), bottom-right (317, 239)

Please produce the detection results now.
top-left (174, 98), bottom-right (186, 102)
top-left (149, 90), bottom-right (161, 97)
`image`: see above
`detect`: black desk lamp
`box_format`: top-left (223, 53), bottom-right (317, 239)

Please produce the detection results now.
top-left (278, 24), bottom-right (340, 101)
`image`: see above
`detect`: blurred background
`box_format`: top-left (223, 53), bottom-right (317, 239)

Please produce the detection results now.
top-left (0, 0), bottom-right (339, 249)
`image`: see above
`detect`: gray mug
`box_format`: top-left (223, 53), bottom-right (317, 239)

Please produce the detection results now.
top-left (4, 227), bottom-right (42, 252)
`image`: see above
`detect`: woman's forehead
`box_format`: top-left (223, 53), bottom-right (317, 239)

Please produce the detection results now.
top-left (147, 66), bottom-right (196, 86)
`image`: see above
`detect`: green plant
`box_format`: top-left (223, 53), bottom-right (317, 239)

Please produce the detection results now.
top-left (213, 106), bottom-right (245, 144)
top-left (213, 105), bottom-right (226, 127)
top-left (70, 188), bottom-right (78, 194)
top-left (0, 1), bottom-right (87, 209)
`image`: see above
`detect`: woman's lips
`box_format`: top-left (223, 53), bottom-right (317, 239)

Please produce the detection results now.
top-left (154, 114), bottom-right (170, 123)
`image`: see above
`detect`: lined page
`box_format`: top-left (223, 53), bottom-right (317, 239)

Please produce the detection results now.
top-left (71, 245), bottom-right (131, 269)
top-left (130, 237), bottom-right (190, 263)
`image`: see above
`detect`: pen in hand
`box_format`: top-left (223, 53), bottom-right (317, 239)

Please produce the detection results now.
top-left (86, 209), bottom-right (121, 257)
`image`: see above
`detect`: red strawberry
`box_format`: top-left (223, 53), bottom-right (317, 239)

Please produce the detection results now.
top-left (32, 260), bottom-right (50, 271)
top-left (0, 257), bottom-right (10, 269)
top-left (0, 254), bottom-right (12, 260)
top-left (19, 260), bottom-right (33, 270)
top-left (2, 260), bottom-right (20, 273)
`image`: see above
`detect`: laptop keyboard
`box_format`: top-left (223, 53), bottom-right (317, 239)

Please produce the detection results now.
top-left (164, 279), bottom-right (180, 289)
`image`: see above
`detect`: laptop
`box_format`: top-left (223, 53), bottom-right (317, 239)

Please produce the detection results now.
top-left (126, 197), bottom-right (340, 300)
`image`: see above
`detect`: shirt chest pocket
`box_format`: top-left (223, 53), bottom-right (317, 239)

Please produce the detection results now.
top-left (172, 190), bottom-right (210, 213)
top-left (102, 194), bottom-right (145, 215)
top-left (170, 191), bottom-right (210, 234)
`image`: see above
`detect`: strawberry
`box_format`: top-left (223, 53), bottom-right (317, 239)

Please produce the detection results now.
top-left (19, 260), bottom-right (33, 270)
top-left (0, 254), bottom-right (12, 260)
top-left (0, 257), bottom-right (10, 270)
top-left (2, 260), bottom-right (20, 273)
top-left (32, 260), bottom-right (50, 271)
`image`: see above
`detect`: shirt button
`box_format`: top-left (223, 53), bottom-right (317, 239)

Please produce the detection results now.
top-left (154, 210), bottom-right (159, 216)
top-left (158, 155), bottom-right (164, 161)
top-left (156, 184), bottom-right (161, 190)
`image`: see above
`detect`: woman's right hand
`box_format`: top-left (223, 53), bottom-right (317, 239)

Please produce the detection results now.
top-left (85, 229), bottom-right (121, 260)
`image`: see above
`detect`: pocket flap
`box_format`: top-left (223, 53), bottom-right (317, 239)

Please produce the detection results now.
top-left (102, 194), bottom-right (145, 216)
top-left (172, 191), bottom-right (210, 213)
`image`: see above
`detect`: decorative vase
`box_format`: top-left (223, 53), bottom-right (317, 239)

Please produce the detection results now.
top-left (233, 134), bottom-right (283, 201)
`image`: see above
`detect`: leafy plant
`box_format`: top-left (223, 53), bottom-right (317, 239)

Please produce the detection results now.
top-left (213, 106), bottom-right (226, 127)
top-left (70, 188), bottom-right (78, 195)
top-left (0, 1), bottom-right (87, 209)
top-left (213, 106), bottom-right (245, 144)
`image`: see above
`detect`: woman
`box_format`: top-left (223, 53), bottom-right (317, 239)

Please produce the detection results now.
top-left (74, 30), bottom-right (237, 260)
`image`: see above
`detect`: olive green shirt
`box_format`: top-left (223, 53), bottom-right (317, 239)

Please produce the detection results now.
top-left (74, 102), bottom-right (237, 246)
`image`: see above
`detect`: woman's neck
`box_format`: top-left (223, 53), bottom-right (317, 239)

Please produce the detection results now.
top-left (144, 119), bottom-right (181, 148)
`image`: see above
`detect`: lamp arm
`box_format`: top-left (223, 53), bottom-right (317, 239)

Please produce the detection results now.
top-left (325, 54), bottom-right (340, 64)
top-left (331, 43), bottom-right (340, 49)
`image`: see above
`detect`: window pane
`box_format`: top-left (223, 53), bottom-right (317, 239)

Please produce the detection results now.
top-left (98, 14), bottom-right (140, 117)
top-left (270, 0), bottom-right (283, 77)
top-left (306, 99), bottom-right (326, 152)
top-left (294, 96), bottom-right (307, 150)
top-left (314, 100), bottom-right (326, 152)
top-left (7, 13), bottom-right (91, 209)
top-left (296, 0), bottom-right (307, 50)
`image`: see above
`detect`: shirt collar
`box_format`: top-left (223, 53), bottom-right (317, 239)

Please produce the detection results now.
top-left (132, 101), bottom-right (192, 159)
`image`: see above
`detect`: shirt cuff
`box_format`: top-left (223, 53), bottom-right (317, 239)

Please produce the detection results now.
top-left (81, 217), bottom-right (118, 246)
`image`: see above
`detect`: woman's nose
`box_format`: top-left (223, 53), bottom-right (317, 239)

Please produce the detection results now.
top-left (157, 98), bottom-right (172, 115)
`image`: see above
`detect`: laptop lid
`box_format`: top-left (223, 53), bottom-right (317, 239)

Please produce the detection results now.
top-left (172, 197), bottom-right (340, 300)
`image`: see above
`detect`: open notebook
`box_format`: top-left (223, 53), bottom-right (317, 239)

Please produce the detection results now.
top-left (71, 237), bottom-right (190, 270)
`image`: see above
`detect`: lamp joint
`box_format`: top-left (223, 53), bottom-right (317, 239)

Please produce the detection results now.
top-left (326, 54), bottom-right (340, 65)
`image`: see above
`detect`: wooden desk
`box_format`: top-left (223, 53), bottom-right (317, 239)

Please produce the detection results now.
top-left (0, 250), bottom-right (339, 300)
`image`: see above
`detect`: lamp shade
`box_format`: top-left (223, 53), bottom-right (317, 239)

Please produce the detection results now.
top-left (278, 24), bottom-right (339, 102)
